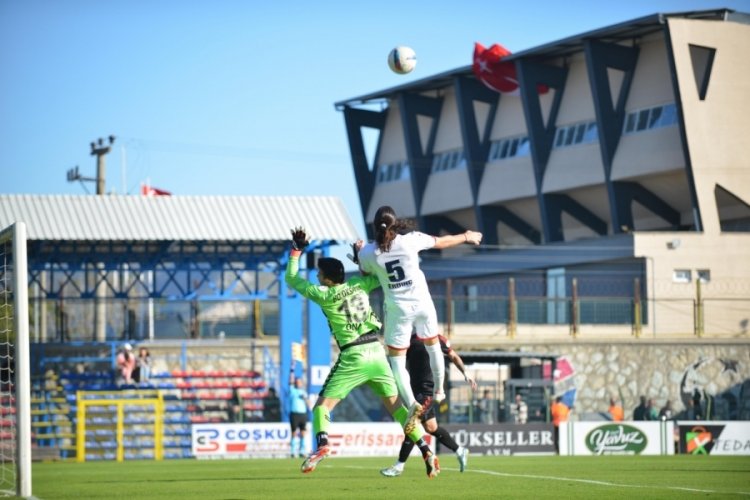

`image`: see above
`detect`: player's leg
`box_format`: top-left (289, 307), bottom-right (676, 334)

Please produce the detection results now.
top-left (302, 350), bottom-right (366, 473)
top-left (301, 398), bottom-right (337, 473)
top-left (415, 308), bottom-right (446, 403)
top-left (423, 416), bottom-right (469, 472)
top-left (289, 415), bottom-right (299, 458)
top-left (371, 358), bottom-right (439, 480)
top-left (384, 307), bottom-right (420, 410)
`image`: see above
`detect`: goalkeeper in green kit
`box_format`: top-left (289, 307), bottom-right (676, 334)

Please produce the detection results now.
top-left (285, 228), bottom-right (440, 478)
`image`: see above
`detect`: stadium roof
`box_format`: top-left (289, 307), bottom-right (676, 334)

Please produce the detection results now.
top-left (334, 8), bottom-right (745, 108)
top-left (0, 194), bottom-right (360, 242)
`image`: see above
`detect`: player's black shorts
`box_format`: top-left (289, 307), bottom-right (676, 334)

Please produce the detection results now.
top-left (290, 412), bottom-right (307, 432)
top-left (415, 392), bottom-right (437, 422)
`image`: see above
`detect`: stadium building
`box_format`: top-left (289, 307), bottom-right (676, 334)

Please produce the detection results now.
top-left (336, 9), bottom-right (750, 418)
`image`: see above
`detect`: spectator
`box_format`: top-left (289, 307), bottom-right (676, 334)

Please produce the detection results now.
top-left (263, 387), bottom-right (282, 422)
top-left (115, 343), bottom-right (136, 386)
top-left (659, 400), bottom-right (674, 420)
top-left (646, 398), bottom-right (659, 420)
top-left (608, 397), bottom-right (624, 422)
top-left (134, 347), bottom-right (151, 384)
top-left (478, 389), bottom-right (495, 425)
top-left (683, 398), bottom-right (702, 420)
top-left (633, 395), bottom-right (648, 420)
top-left (511, 394), bottom-right (528, 424)
top-left (551, 396), bottom-right (570, 454)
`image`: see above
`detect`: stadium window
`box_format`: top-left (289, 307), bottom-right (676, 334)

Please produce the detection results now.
top-left (574, 123), bottom-right (586, 143)
top-left (583, 122), bottom-right (598, 143)
top-left (377, 165), bottom-right (388, 183)
top-left (499, 140), bottom-right (510, 159)
top-left (624, 113), bottom-right (636, 133)
top-left (517, 137), bottom-right (530, 156)
top-left (564, 126), bottom-right (576, 146)
top-left (660, 104), bottom-right (677, 127)
top-left (636, 109), bottom-right (650, 131)
top-left (488, 141), bottom-right (500, 161)
top-left (697, 269), bottom-right (711, 283)
top-left (457, 152), bottom-right (467, 169)
top-left (648, 106), bottom-right (663, 128)
top-left (400, 163), bottom-right (411, 180)
top-left (672, 269), bottom-right (692, 283)
top-left (430, 155), bottom-right (441, 173)
top-left (554, 128), bottom-right (565, 147)
top-left (508, 138), bottom-right (519, 157)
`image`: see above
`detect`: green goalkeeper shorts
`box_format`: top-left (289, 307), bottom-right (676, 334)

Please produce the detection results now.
top-left (320, 341), bottom-right (398, 400)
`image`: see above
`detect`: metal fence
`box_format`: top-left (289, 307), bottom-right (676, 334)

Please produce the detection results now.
top-left (26, 295), bottom-right (750, 343)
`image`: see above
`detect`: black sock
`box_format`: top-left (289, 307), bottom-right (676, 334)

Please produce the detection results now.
top-left (431, 426), bottom-right (459, 452)
top-left (316, 432), bottom-right (329, 448)
top-left (399, 438), bottom-right (415, 462)
top-left (415, 438), bottom-right (431, 459)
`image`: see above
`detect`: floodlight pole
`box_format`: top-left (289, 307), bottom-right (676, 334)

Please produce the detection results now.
top-left (91, 136), bottom-right (115, 195)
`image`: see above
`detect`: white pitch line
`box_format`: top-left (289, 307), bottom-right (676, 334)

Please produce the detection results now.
top-left (343, 465), bottom-right (750, 497)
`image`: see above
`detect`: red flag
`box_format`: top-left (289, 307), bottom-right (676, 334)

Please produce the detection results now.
top-left (472, 42), bottom-right (549, 95)
top-left (140, 183), bottom-right (171, 196)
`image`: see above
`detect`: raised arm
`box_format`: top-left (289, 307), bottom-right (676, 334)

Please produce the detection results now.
top-left (433, 230), bottom-right (483, 250)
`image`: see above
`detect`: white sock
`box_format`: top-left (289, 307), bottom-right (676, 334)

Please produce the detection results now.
top-left (425, 342), bottom-right (446, 397)
top-left (388, 355), bottom-right (416, 407)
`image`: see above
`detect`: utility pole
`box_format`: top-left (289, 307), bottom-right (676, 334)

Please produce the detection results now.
top-left (91, 135), bottom-right (115, 195)
top-left (67, 135), bottom-right (115, 194)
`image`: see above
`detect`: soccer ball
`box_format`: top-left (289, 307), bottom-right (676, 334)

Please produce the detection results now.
top-left (388, 46), bottom-right (417, 74)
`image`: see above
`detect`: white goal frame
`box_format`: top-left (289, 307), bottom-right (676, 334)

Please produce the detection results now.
top-left (0, 222), bottom-right (31, 497)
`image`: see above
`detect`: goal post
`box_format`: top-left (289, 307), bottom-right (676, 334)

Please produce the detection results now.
top-left (0, 222), bottom-right (31, 498)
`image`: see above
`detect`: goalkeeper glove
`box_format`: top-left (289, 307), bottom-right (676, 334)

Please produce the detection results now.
top-left (290, 227), bottom-right (310, 251)
top-left (347, 242), bottom-right (360, 264)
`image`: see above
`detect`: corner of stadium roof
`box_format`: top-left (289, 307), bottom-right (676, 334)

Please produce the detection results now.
top-left (0, 194), bottom-right (360, 298)
top-left (333, 8), bottom-right (740, 110)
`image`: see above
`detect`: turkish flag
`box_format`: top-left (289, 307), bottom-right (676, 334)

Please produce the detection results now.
top-left (140, 183), bottom-right (172, 196)
top-left (472, 42), bottom-right (549, 95)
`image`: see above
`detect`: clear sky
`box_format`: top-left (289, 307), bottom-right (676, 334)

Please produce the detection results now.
top-left (1, 0), bottom-right (746, 240)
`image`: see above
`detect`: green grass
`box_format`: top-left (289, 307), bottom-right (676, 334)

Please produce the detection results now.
top-left (31, 455), bottom-right (750, 500)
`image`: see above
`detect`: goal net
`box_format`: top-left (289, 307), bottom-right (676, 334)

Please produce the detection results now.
top-left (0, 223), bottom-right (31, 497)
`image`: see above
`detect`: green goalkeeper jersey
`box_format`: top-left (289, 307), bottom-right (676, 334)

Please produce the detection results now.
top-left (285, 253), bottom-right (382, 349)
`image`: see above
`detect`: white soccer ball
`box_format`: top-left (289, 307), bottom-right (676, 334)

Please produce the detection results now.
top-left (388, 46), bottom-right (417, 74)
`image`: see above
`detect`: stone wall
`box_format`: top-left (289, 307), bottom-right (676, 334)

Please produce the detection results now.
top-left (515, 341), bottom-right (750, 419)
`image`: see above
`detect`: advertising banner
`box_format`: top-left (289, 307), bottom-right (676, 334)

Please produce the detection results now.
top-left (326, 422), bottom-right (430, 457)
top-left (192, 422), bottom-right (310, 459)
top-left (443, 423), bottom-right (555, 456)
top-left (678, 421), bottom-right (750, 455)
top-left (560, 421), bottom-right (675, 455)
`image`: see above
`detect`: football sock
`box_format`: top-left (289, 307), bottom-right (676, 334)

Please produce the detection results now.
top-left (388, 355), bottom-right (416, 407)
top-left (415, 438), bottom-right (432, 459)
top-left (313, 405), bottom-right (330, 436)
top-left (315, 431), bottom-right (329, 448)
top-left (291, 436), bottom-right (299, 456)
top-left (431, 426), bottom-right (459, 452)
top-left (425, 342), bottom-right (446, 398)
top-left (399, 438), bottom-right (415, 463)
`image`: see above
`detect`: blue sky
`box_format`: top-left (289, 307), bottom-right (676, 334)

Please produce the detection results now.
top-left (1, 0), bottom-right (746, 239)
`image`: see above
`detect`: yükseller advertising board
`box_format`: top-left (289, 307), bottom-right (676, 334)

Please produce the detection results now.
top-left (191, 422), bottom-right (554, 459)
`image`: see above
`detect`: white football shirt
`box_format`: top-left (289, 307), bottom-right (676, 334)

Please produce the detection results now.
top-left (358, 231), bottom-right (436, 309)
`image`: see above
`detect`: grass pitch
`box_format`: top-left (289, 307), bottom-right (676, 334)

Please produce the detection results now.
top-left (32, 455), bottom-right (750, 499)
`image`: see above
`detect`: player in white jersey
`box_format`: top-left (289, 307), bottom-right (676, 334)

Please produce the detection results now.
top-left (356, 205), bottom-right (482, 417)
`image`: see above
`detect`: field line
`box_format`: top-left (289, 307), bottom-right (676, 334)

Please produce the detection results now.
top-left (343, 465), bottom-right (750, 496)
